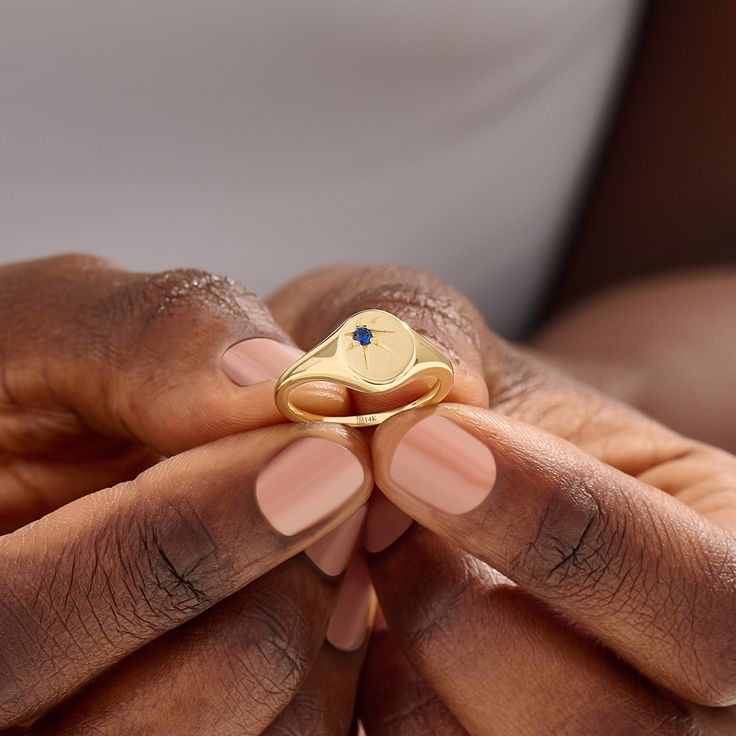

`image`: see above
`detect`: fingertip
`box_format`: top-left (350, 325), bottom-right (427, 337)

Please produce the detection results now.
top-left (255, 429), bottom-right (373, 538)
top-left (326, 554), bottom-right (376, 653)
top-left (220, 336), bottom-right (351, 423)
top-left (305, 505), bottom-right (367, 577)
top-left (447, 368), bottom-right (489, 408)
top-left (177, 372), bottom-right (351, 452)
top-left (372, 406), bottom-right (497, 520)
top-left (292, 380), bottom-right (351, 418)
top-left (221, 337), bottom-right (304, 387)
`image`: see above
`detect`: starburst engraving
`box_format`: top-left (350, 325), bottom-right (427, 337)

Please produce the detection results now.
top-left (371, 340), bottom-right (393, 355)
top-left (341, 314), bottom-right (406, 377)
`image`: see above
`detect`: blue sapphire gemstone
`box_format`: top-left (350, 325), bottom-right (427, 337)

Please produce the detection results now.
top-left (352, 326), bottom-right (373, 346)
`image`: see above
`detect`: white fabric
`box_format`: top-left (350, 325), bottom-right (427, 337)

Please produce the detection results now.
top-left (0, 0), bottom-right (639, 336)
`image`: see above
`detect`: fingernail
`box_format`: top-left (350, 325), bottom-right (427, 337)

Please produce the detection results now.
top-left (327, 555), bottom-right (375, 652)
top-left (364, 491), bottom-right (412, 553)
top-left (256, 437), bottom-right (366, 536)
top-left (222, 338), bottom-right (304, 386)
top-left (305, 506), bottom-right (367, 576)
top-left (389, 415), bottom-right (496, 514)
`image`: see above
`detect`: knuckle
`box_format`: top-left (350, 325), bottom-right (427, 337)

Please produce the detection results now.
top-left (108, 267), bottom-right (277, 344)
top-left (406, 582), bottom-right (465, 660)
top-left (510, 471), bottom-right (612, 599)
top-left (0, 494), bottom-right (231, 725)
top-left (110, 491), bottom-right (232, 629)
top-left (323, 265), bottom-right (485, 354)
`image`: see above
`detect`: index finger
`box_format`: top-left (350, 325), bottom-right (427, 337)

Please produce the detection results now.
top-left (0, 423), bottom-right (372, 728)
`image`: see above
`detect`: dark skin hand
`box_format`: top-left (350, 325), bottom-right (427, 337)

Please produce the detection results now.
top-left (271, 264), bottom-right (736, 735)
top-left (0, 255), bottom-right (373, 734)
top-left (2, 257), bottom-right (734, 734)
top-left (4, 2), bottom-right (736, 732)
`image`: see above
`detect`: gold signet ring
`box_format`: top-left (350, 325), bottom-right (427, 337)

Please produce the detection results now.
top-left (274, 309), bottom-right (454, 427)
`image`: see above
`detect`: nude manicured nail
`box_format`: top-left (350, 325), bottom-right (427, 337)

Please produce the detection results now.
top-left (222, 338), bottom-right (304, 386)
top-left (305, 506), bottom-right (366, 576)
top-left (364, 491), bottom-right (412, 553)
top-left (256, 438), bottom-right (366, 536)
top-left (389, 415), bottom-right (496, 514)
top-left (326, 555), bottom-right (375, 652)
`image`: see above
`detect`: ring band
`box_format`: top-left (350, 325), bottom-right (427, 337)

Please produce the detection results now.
top-left (274, 308), bottom-right (454, 427)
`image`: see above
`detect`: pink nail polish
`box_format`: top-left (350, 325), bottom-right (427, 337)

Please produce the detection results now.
top-left (326, 555), bottom-right (375, 652)
top-left (222, 338), bottom-right (304, 386)
top-left (364, 491), bottom-right (412, 553)
top-left (305, 506), bottom-right (366, 576)
top-left (389, 415), bottom-right (496, 514)
top-left (256, 438), bottom-right (366, 536)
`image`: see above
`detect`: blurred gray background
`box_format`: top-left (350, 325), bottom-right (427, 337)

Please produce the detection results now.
top-left (0, 0), bottom-right (637, 336)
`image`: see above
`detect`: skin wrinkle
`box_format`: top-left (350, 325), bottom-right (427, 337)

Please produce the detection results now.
top-left (124, 269), bottom-right (247, 335)
top-left (405, 580), bottom-right (467, 666)
top-left (508, 465), bottom-right (608, 596)
top-left (0, 567), bottom-right (72, 722)
top-left (290, 267), bottom-right (485, 356)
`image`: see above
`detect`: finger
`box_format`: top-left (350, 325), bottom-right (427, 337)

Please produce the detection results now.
top-left (0, 423), bottom-right (372, 728)
top-left (372, 404), bottom-right (736, 707)
top-left (358, 628), bottom-right (468, 736)
top-left (29, 556), bottom-right (347, 735)
top-left (264, 572), bottom-right (374, 736)
top-left (0, 255), bottom-right (348, 520)
top-left (368, 526), bottom-right (699, 736)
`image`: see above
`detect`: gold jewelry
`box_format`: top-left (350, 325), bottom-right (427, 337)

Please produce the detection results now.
top-left (274, 309), bottom-right (454, 426)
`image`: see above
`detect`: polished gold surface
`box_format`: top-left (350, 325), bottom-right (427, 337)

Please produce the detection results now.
top-left (274, 308), bottom-right (454, 426)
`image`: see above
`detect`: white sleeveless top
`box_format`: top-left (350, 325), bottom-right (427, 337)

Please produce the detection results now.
top-left (0, 1), bottom-right (640, 336)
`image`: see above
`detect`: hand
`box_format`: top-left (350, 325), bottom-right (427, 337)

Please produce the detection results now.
top-left (272, 265), bottom-right (736, 735)
top-left (0, 255), bottom-right (373, 732)
top-left (0, 254), bottom-right (349, 532)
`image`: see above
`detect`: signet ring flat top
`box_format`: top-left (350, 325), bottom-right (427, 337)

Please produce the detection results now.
top-left (274, 309), bottom-right (454, 427)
